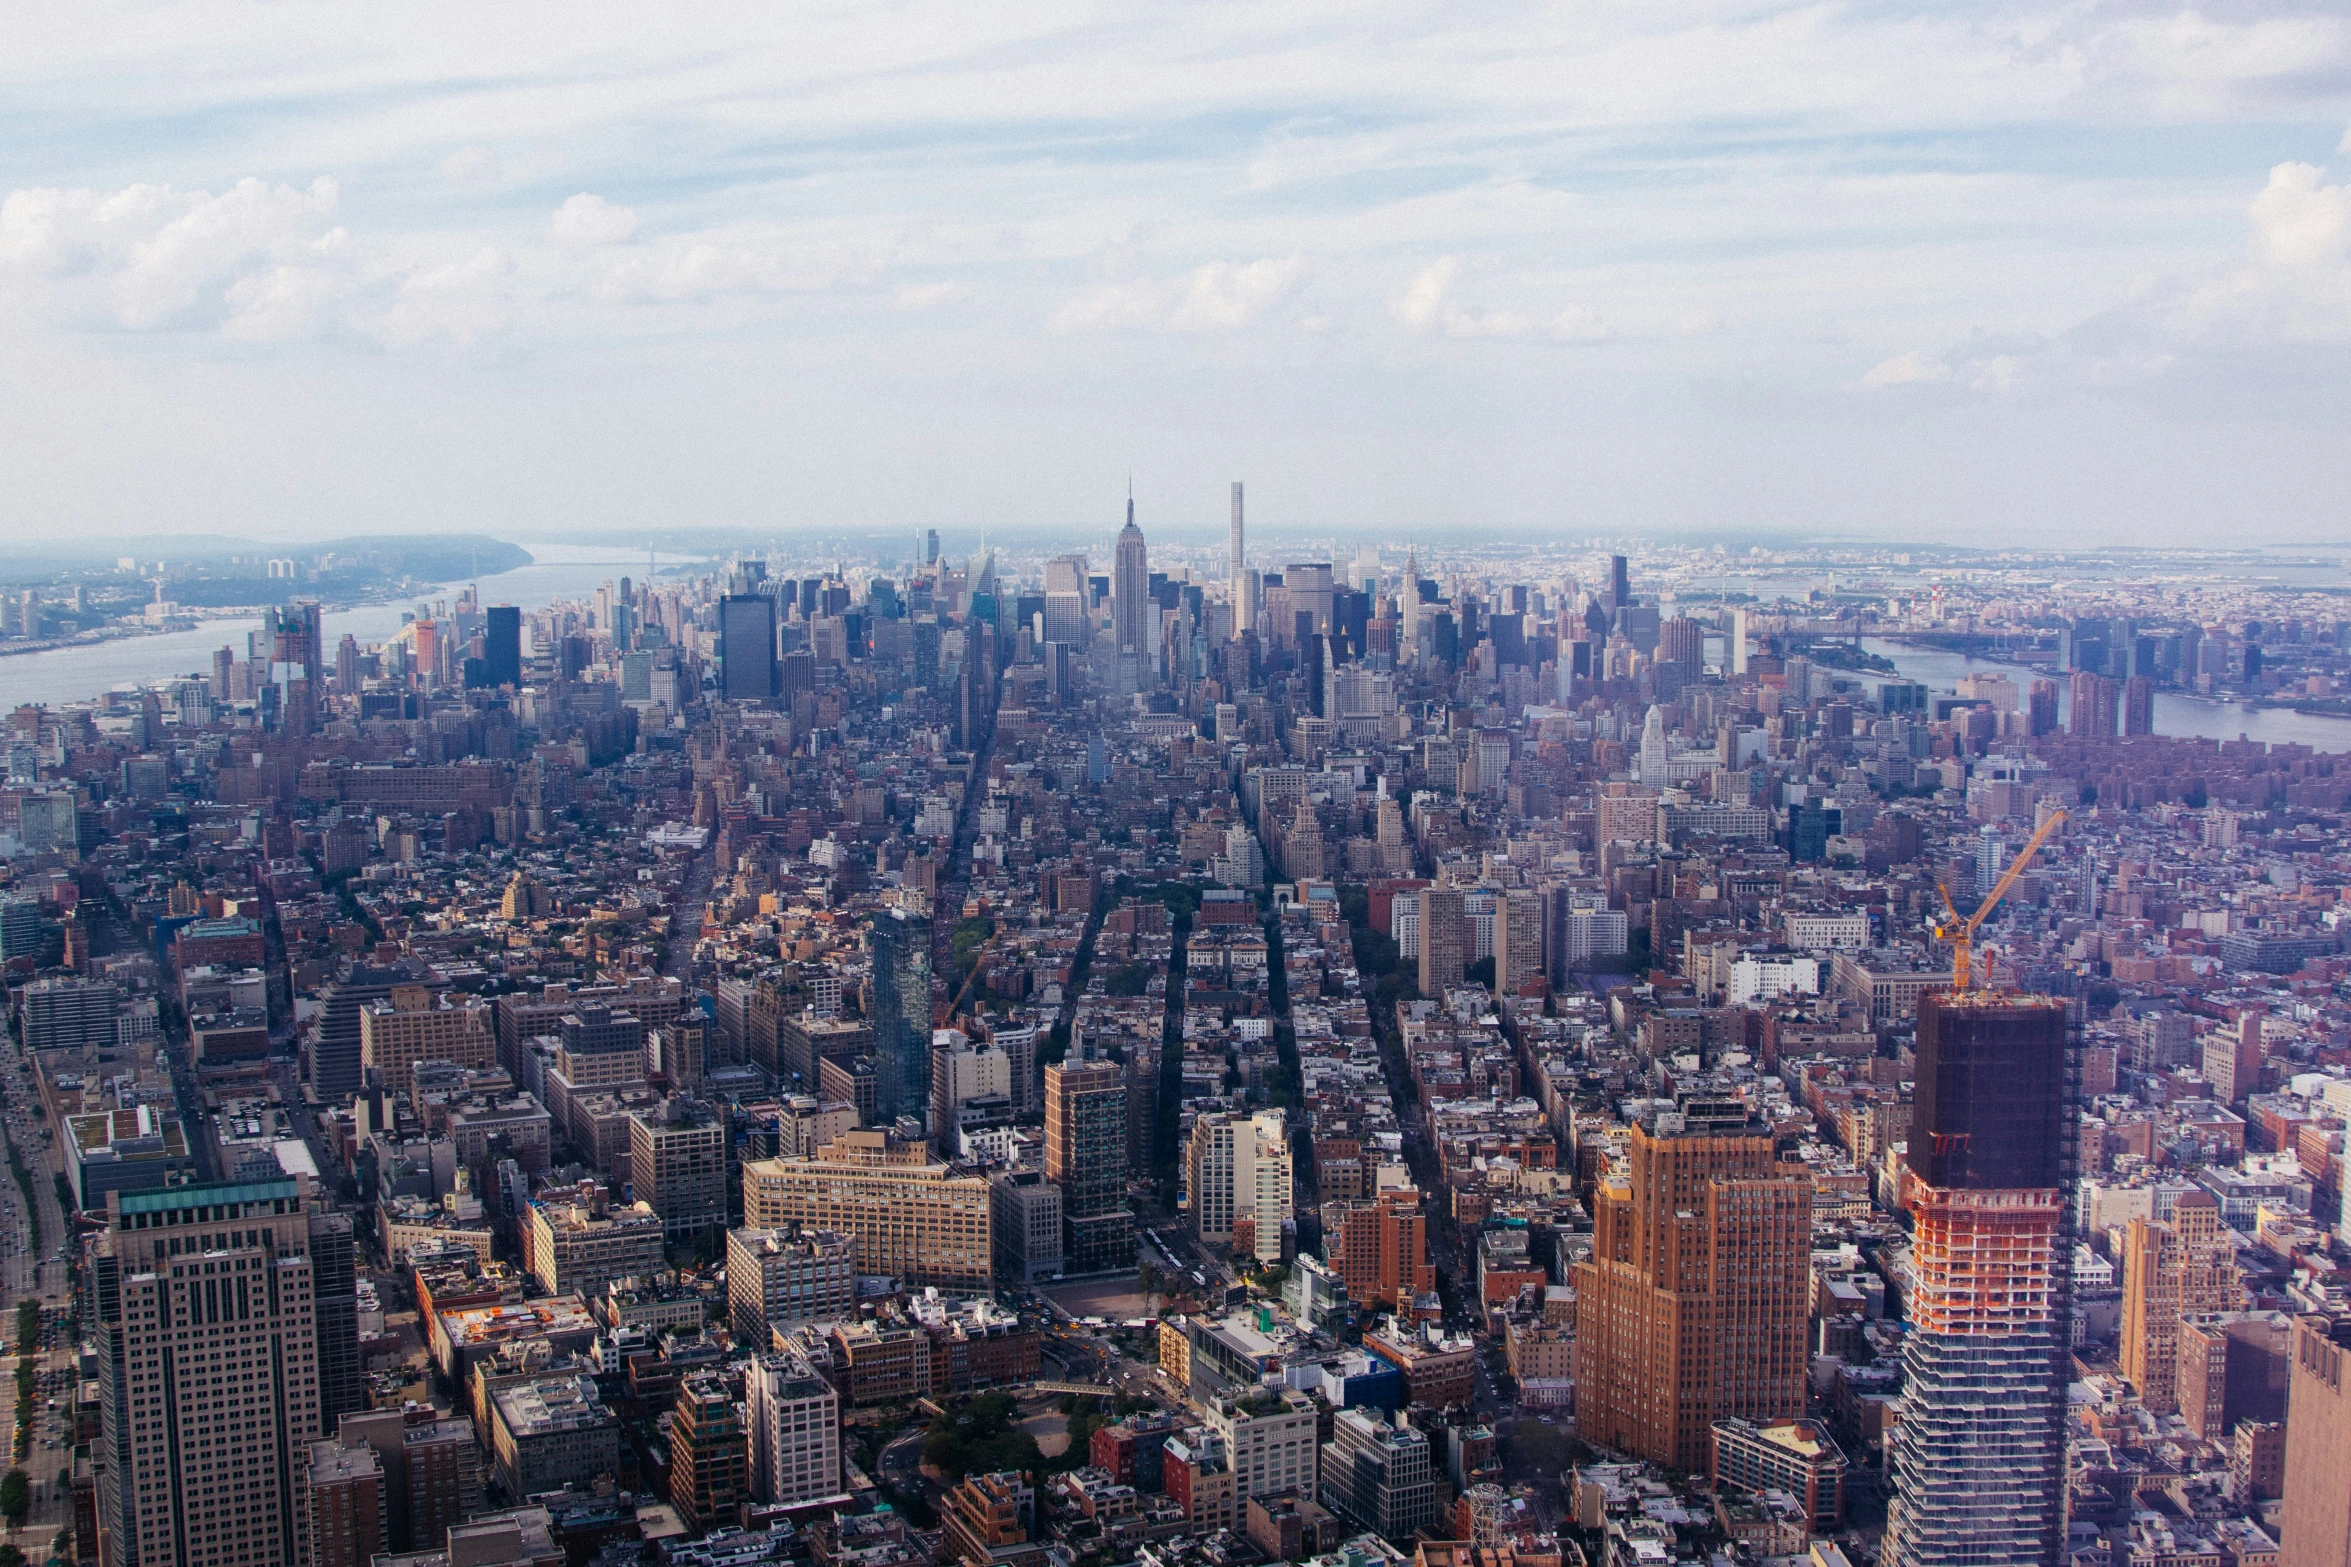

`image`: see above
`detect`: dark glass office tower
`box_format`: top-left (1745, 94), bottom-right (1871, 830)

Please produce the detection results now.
top-left (720, 594), bottom-right (779, 702)
top-left (484, 605), bottom-right (522, 688)
top-left (868, 909), bottom-right (932, 1124)
top-left (309, 1208), bottom-right (366, 1427)
top-left (1886, 991), bottom-right (2077, 1567)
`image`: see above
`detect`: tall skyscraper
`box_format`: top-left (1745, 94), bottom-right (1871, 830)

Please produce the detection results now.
top-left (1608, 554), bottom-right (1631, 612)
top-left (2069, 670), bottom-right (2117, 738)
top-left (746, 1349), bottom-right (842, 1504)
top-left (309, 1209), bottom-right (366, 1429)
top-left (1044, 554), bottom-right (1091, 647)
top-left (95, 1178), bottom-right (326, 1567)
top-left (1570, 1099), bottom-right (1812, 1471)
top-left (2120, 1191), bottom-right (2241, 1414)
top-left (868, 909), bottom-right (932, 1125)
top-left (2281, 1315), bottom-right (2351, 1567)
top-left (720, 594), bottom-right (779, 703)
top-left (2122, 674), bottom-right (2155, 736)
top-left (2027, 678), bottom-right (2060, 736)
top-left (1327, 1188), bottom-right (1432, 1314)
top-left (1046, 1059), bottom-right (1132, 1273)
top-left (1187, 1109), bottom-right (1292, 1264)
top-left (484, 605), bottom-right (522, 689)
top-left (1884, 991), bottom-right (2075, 1567)
top-left (1114, 499), bottom-right (1150, 656)
top-left (671, 1371), bottom-right (749, 1532)
top-left (1229, 480), bottom-right (1252, 635)
top-left (1418, 887), bottom-right (1465, 997)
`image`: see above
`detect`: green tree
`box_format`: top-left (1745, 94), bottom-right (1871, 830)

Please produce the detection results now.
top-left (0, 1468), bottom-right (30, 1529)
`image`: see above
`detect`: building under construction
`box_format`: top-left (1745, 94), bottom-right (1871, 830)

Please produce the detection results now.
top-left (1884, 990), bottom-right (2079, 1567)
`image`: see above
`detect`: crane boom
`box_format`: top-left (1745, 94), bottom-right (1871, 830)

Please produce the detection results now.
top-left (1933, 808), bottom-right (2067, 992)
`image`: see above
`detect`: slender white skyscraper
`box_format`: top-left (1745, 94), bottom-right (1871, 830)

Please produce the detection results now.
top-left (1732, 607), bottom-right (1749, 675)
top-left (1228, 481), bottom-right (1259, 636)
top-left (1230, 481), bottom-right (1244, 582)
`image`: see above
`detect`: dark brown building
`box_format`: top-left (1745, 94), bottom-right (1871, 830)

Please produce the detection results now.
top-left (669, 1373), bottom-right (748, 1533)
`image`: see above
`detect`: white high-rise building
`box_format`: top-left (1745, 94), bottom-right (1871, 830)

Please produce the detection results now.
top-left (1230, 481), bottom-right (1245, 594)
top-left (1187, 1109), bottom-right (1292, 1264)
top-left (746, 1348), bottom-right (842, 1504)
top-left (1636, 704), bottom-right (1670, 787)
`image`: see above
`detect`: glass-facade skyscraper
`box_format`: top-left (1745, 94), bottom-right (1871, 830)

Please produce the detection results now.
top-left (868, 908), bottom-right (932, 1124)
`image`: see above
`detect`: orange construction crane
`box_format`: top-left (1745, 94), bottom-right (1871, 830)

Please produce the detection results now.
top-left (1932, 808), bottom-right (2068, 993)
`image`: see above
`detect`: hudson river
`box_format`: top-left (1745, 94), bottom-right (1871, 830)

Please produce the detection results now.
top-left (0, 548), bottom-right (690, 710)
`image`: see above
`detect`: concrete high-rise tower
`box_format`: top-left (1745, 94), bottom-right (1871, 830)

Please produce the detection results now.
top-left (1230, 481), bottom-right (1244, 586)
top-left (1884, 991), bottom-right (2076, 1567)
top-left (1228, 481), bottom-right (1259, 637)
top-left (1114, 498), bottom-right (1150, 657)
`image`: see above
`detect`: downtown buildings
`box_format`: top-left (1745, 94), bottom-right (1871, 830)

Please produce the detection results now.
top-left (29, 516), bottom-right (2351, 1567)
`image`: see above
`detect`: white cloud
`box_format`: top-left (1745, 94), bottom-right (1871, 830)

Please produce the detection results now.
top-left (1550, 304), bottom-right (1610, 344)
top-left (1864, 157), bottom-right (2351, 393)
top-left (894, 280), bottom-right (965, 311)
top-left (1052, 258), bottom-right (1302, 334)
top-left (1395, 258), bottom-right (1605, 342)
top-left (1860, 350), bottom-right (1953, 388)
top-left (0, 176), bottom-right (344, 331)
top-left (1170, 257), bottom-right (1301, 330)
top-left (549, 193), bottom-right (638, 248)
top-left (372, 246), bottom-right (512, 347)
top-left (1395, 258), bottom-right (1456, 331)
top-left (0, 176), bottom-right (529, 349)
top-left (2248, 161), bottom-right (2349, 272)
top-left (588, 239), bottom-right (832, 303)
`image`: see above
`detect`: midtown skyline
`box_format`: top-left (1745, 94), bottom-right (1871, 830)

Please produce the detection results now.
top-left (3, 5), bottom-right (2349, 544)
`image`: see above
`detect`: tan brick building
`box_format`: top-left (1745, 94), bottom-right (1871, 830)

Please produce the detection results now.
top-left (1571, 1103), bottom-right (1812, 1470)
top-left (742, 1131), bottom-right (992, 1290)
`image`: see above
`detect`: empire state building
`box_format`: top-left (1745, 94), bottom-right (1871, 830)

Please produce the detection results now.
top-left (1113, 497), bottom-right (1149, 657)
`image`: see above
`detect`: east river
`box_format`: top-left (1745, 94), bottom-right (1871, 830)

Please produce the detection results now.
top-left (1862, 640), bottom-right (2351, 752)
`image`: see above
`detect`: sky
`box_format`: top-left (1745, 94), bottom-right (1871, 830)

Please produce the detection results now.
top-left (2, 2), bottom-right (2349, 549)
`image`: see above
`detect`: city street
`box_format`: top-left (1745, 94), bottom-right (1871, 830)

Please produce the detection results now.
top-left (0, 1021), bottom-right (77, 1551)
